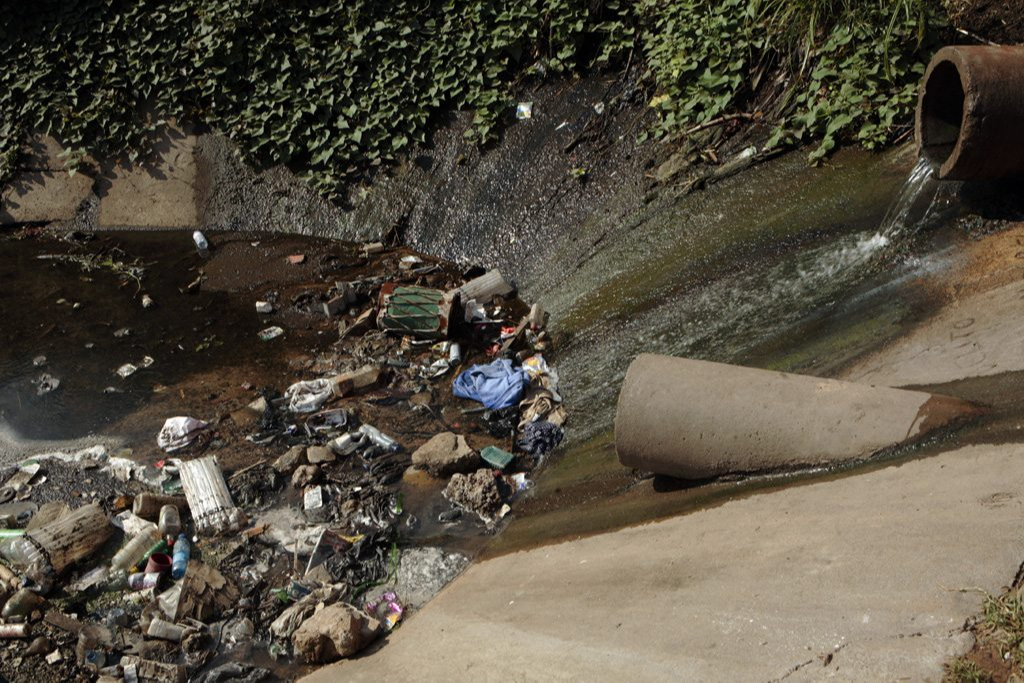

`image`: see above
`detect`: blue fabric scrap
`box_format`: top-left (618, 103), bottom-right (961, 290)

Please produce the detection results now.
top-left (452, 359), bottom-right (529, 410)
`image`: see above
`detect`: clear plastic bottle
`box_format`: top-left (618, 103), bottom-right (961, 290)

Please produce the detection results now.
top-left (158, 505), bottom-right (181, 540)
top-left (171, 533), bottom-right (190, 580)
top-left (111, 528), bottom-right (161, 572)
top-left (192, 230), bottom-right (209, 255)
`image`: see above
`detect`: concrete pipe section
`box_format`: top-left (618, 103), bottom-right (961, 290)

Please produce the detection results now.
top-left (916, 45), bottom-right (1024, 180)
top-left (615, 354), bottom-right (979, 480)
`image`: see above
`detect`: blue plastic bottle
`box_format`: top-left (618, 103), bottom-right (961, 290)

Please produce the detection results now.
top-left (171, 533), bottom-right (190, 579)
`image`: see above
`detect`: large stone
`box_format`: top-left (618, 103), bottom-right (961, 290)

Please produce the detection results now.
top-left (412, 432), bottom-right (479, 477)
top-left (96, 125), bottom-right (198, 228)
top-left (292, 465), bottom-right (320, 488)
top-left (443, 469), bottom-right (505, 520)
top-left (306, 446), bottom-right (336, 465)
top-left (273, 446), bottom-right (307, 474)
top-left (292, 603), bottom-right (381, 664)
top-left (329, 365), bottom-right (382, 397)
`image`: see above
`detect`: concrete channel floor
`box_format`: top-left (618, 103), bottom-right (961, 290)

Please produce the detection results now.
top-left (307, 443), bottom-right (1019, 681)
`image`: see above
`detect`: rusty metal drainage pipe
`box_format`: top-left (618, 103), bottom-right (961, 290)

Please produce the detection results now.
top-left (916, 45), bottom-right (1024, 181)
top-left (614, 354), bottom-right (978, 480)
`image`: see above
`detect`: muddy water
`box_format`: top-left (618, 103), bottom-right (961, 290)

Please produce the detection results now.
top-left (0, 231), bottom-right (339, 448)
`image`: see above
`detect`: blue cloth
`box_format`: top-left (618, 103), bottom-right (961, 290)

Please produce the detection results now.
top-left (453, 359), bottom-right (529, 410)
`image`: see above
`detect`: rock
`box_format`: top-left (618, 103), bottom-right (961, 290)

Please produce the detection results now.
top-left (412, 433), bottom-right (480, 477)
top-left (306, 446), bottom-right (336, 465)
top-left (443, 469), bottom-right (507, 520)
top-left (248, 396), bottom-right (269, 413)
top-left (292, 465), bottom-right (321, 488)
top-left (329, 365), bottom-right (382, 397)
top-left (274, 446), bottom-right (307, 474)
top-left (292, 603), bottom-right (381, 663)
top-left (25, 636), bottom-right (51, 656)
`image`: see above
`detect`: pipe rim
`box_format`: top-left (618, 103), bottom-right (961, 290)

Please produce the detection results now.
top-left (916, 47), bottom-right (969, 179)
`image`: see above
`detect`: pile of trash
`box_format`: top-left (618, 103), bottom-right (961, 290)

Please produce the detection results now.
top-left (0, 241), bottom-right (566, 681)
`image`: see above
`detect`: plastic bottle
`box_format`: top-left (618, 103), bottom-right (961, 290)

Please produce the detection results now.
top-left (158, 505), bottom-right (181, 540)
top-left (192, 230), bottom-right (209, 255)
top-left (127, 572), bottom-right (160, 591)
top-left (111, 528), bottom-right (161, 572)
top-left (329, 432), bottom-right (367, 456)
top-left (133, 494), bottom-right (188, 522)
top-left (171, 533), bottom-right (190, 580)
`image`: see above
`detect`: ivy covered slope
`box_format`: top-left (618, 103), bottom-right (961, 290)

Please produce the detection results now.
top-left (0, 0), bottom-right (947, 198)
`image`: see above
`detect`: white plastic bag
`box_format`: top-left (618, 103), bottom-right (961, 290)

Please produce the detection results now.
top-left (157, 416), bottom-right (209, 452)
top-left (284, 379), bottom-right (334, 413)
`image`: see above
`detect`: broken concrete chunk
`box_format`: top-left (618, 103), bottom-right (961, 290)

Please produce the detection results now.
top-left (329, 365), bottom-right (382, 397)
top-left (412, 432), bottom-right (480, 477)
top-left (291, 602), bottom-right (381, 663)
top-left (292, 465), bottom-right (321, 488)
top-left (273, 446), bottom-right (307, 474)
top-left (443, 469), bottom-right (507, 521)
top-left (305, 446), bottom-right (336, 465)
